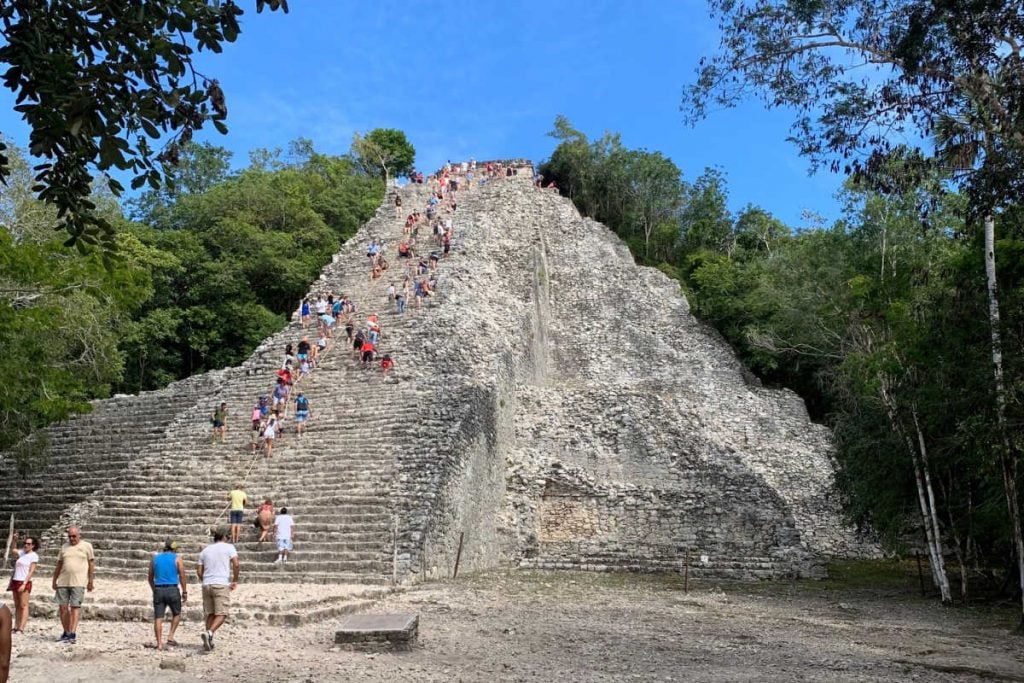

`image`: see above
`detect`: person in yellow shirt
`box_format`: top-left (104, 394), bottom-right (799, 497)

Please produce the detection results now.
top-left (51, 527), bottom-right (94, 644)
top-left (227, 486), bottom-right (247, 544)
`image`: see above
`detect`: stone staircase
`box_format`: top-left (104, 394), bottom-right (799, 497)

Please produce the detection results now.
top-left (0, 179), bottom-right (466, 586)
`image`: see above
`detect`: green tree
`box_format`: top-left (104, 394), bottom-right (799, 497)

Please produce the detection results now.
top-left (679, 168), bottom-right (733, 255)
top-left (0, 0), bottom-right (288, 248)
top-left (541, 115), bottom-right (598, 210)
top-left (623, 150), bottom-right (682, 258)
top-left (0, 221), bottom-right (154, 460)
top-left (685, 0), bottom-right (1024, 620)
top-left (129, 142), bottom-right (234, 225)
top-left (540, 117), bottom-right (683, 259)
top-left (120, 142), bottom-right (382, 389)
top-left (350, 129), bottom-right (416, 184)
top-left (732, 206), bottom-right (789, 257)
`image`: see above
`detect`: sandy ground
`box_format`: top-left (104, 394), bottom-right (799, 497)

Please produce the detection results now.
top-left (5, 569), bottom-right (1024, 682)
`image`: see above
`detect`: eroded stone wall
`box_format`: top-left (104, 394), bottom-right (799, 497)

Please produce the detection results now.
top-left (398, 173), bottom-right (876, 581)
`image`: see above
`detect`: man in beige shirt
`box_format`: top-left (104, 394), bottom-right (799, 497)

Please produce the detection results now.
top-left (51, 526), bottom-right (94, 644)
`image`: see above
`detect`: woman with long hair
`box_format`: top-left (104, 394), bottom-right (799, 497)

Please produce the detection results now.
top-left (7, 535), bottom-right (39, 633)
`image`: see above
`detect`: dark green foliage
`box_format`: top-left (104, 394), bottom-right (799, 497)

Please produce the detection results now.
top-left (351, 128), bottom-right (416, 181)
top-left (120, 143), bottom-right (382, 390)
top-left (0, 225), bottom-right (155, 453)
top-left (0, 137), bottom-right (382, 462)
top-left (683, 0), bottom-right (1024, 213)
top-left (0, 1), bottom-right (288, 249)
top-left (540, 117), bottom-right (684, 263)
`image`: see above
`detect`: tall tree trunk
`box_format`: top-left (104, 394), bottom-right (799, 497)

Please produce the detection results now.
top-left (912, 406), bottom-right (952, 603)
top-left (909, 446), bottom-right (952, 603)
top-left (881, 387), bottom-right (952, 602)
top-left (941, 475), bottom-right (969, 604)
top-left (984, 213), bottom-right (1024, 628)
top-left (937, 473), bottom-right (970, 606)
top-left (880, 219), bottom-right (887, 283)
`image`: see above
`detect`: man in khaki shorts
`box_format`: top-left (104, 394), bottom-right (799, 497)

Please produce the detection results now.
top-left (196, 527), bottom-right (238, 652)
top-left (51, 526), bottom-right (94, 644)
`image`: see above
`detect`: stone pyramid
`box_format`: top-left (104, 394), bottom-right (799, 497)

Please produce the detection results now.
top-left (0, 166), bottom-right (873, 585)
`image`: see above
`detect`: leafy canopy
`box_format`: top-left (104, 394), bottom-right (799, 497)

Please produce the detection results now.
top-left (0, 0), bottom-right (288, 249)
top-left (351, 128), bottom-right (416, 181)
top-left (683, 0), bottom-right (1024, 212)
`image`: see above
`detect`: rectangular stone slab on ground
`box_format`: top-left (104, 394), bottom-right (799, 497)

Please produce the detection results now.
top-left (335, 613), bottom-right (418, 648)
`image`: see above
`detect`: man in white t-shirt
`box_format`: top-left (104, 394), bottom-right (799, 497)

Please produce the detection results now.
top-left (273, 508), bottom-right (295, 564)
top-left (195, 528), bottom-right (239, 652)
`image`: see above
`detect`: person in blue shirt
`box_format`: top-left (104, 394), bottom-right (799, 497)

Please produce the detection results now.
top-left (147, 540), bottom-right (187, 650)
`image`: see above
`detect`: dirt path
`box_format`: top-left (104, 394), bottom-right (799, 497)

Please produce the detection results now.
top-left (7, 570), bottom-right (1023, 682)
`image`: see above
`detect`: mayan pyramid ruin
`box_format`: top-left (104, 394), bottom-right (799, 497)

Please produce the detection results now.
top-left (0, 166), bottom-right (873, 586)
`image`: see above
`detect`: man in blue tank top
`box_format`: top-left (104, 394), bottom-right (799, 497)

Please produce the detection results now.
top-left (147, 540), bottom-right (187, 650)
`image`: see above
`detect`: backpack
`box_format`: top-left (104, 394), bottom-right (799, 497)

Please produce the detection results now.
top-left (296, 396), bottom-right (309, 411)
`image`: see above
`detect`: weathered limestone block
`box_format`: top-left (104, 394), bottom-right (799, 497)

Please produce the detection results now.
top-left (335, 613), bottom-right (418, 650)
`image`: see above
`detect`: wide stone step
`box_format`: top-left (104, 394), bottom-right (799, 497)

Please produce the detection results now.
top-left (96, 555), bottom-right (390, 574)
top-left (93, 486), bottom-right (392, 501)
top-left (82, 510), bottom-right (390, 526)
top-left (93, 475), bottom-right (395, 492)
top-left (97, 566), bottom-right (391, 585)
top-left (81, 515), bottom-right (391, 533)
top-left (88, 537), bottom-right (387, 554)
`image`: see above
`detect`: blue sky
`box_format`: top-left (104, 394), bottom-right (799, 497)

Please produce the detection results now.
top-left (0, 0), bottom-right (845, 228)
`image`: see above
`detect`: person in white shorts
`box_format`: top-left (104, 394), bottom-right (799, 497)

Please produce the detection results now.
top-left (273, 508), bottom-right (295, 563)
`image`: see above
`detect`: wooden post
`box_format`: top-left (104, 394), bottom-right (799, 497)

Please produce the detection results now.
top-left (2, 516), bottom-right (13, 570)
top-left (452, 532), bottom-right (465, 579)
top-left (915, 550), bottom-right (925, 597)
top-left (683, 548), bottom-right (689, 594)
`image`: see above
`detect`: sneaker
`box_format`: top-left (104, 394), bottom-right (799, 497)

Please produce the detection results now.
top-left (201, 631), bottom-right (211, 651)
top-left (208, 632), bottom-right (214, 650)
top-left (65, 632), bottom-right (76, 644)
top-left (57, 632), bottom-right (70, 642)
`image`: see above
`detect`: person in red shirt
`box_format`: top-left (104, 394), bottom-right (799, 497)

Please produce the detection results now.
top-left (360, 340), bottom-right (376, 366)
top-left (381, 355), bottom-right (394, 375)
